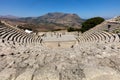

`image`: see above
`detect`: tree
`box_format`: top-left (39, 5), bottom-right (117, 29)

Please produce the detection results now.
top-left (67, 27), bottom-right (75, 32)
top-left (80, 17), bottom-right (105, 33)
top-left (67, 27), bottom-right (81, 32)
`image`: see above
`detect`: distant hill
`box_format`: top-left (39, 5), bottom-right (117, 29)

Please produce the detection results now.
top-left (0, 12), bottom-right (84, 32)
top-left (0, 15), bottom-right (19, 19)
top-left (36, 12), bottom-right (83, 27)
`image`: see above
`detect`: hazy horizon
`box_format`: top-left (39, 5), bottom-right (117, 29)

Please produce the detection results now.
top-left (0, 0), bottom-right (120, 19)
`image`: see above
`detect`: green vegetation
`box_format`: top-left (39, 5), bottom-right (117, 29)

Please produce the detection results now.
top-left (80, 17), bottom-right (105, 33)
top-left (51, 29), bottom-right (63, 31)
top-left (67, 27), bottom-right (75, 32)
top-left (67, 27), bottom-right (81, 32)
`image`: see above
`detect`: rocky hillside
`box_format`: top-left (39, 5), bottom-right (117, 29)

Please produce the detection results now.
top-left (37, 13), bottom-right (83, 27)
top-left (20, 12), bottom-right (84, 27)
top-left (0, 12), bottom-right (84, 32)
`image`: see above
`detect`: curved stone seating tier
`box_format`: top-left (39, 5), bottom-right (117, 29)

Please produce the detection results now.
top-left (0, 28), bottom-right (30, 44)
top-left (102, 31), bottom-right (114, 42)
top-left (79, 32), bottom-right (98, 43)
top-left (86, 32), bottom-right (101, 42)
top-left (0, 26), bottom-right (35, 39)
top-left (91, 32), bottom-right (101, 42)
top-left (77, 31), bottom-right (120, 46)
top-left (87, 33), bottom-right (97, 42)
top-left (98, 32), bottom-right (110, 42)
top-left (92, 32), bottom-right (107, 42)
top-left (0, 25), bottom-right (36, 38)
top-left (0, 25), bottom-right (42, 45)
top-left (111, 33), bottom-right (120, 42)
top-left (97, 32), bottom-right (106, 41)
top-left (84, 33), bottom-right (92, 42)
top-left (88, 33), bottom-right (100, 42)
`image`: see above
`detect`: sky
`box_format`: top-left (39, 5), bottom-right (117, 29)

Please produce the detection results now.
top-left (0, 0), bottom-right (120, 19)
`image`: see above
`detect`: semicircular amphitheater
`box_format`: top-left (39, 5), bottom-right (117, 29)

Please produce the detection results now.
top-left (0, 20), bottom-right (120, 80)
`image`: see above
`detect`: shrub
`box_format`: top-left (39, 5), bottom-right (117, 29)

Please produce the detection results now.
top-left (67, 27), bottom-right (75, 32)
top-left (80, 17), bottom-right (105, 33)
top-left (67, 27), bottom-right (81, 32)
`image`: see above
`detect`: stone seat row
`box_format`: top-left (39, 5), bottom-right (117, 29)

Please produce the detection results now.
top-left (77, 31), bottom-right (120, 44)
top-left (0, 25), bottom-right (42, 46)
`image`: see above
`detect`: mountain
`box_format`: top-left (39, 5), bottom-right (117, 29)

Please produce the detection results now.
top-left (19, 12), bottom-right (84, 27)
top-left (0, 15), bottom-right (19, 19)
top-left (0, 12), bottom-right (84, 32)
top-left (36, 12), bottom-right (84, 27)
